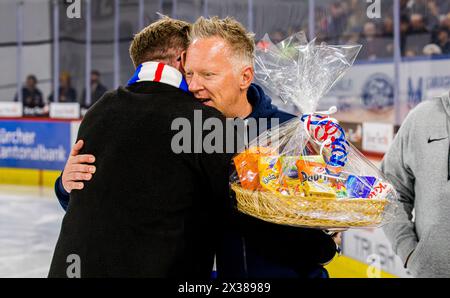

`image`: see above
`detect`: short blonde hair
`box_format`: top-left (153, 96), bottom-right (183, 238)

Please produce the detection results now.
top-left (189, 16), bottom-right (255, 67)
top-left (129, 16), bottom-right (191, 68)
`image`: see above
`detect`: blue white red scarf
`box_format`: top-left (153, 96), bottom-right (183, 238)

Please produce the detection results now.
top-left (127, 61), bottom-right (189, 93)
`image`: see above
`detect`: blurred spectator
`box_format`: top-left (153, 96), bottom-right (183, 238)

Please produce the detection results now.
top-left (408, 0), bottom-right (442, 27)
top-left (327, 1), bottom-right (349, 44)
top-left (287, 24), bottom-right (303, 37)
top-left (405, 48), bottom-right (418, 57)
top-left (405, 14), bottom-right (431, 54)
top-left (259, 0), bottom-right (450, 60)
top-left (48, 71), bottom-right (77, 103)
top-left (382, 16), bottom-right (394, 38)
top-left (313, 0), bottom-right (450, 60)
top-left (436, 28), bottom-right (450, 54)
top-left (410, 0), bottom-right (429, 17)
top-left (381, 16), bottom-right (394, 56)
top-left (344, 27), bottom-right (360, 45)
top-left (424, 0), bottom-right (441, 30)
top-left (435, 0), bottom-right (450, 13)
top-left (440, 13), bottom-right (450, 33)
top-left (400, 0), bottom-right (413, 16)
top-left (269, 29), bottom-right (287, 44)
top-left (409, 13), bottom-right (429, 34)
top-left (400, 14), bottom-right (411, 55)
top-left (422, 43), bottom-right (442, 56)
top-left (314, 6), bottom-right (329, 42)
top-left (344, 0), bottom-right (367, 36)
top-left (358, 22), bottom-right (387, 60)
top-left (80, 70), bottom-right (108, 109)
top-left (14, 75), bottom-right (45, 109)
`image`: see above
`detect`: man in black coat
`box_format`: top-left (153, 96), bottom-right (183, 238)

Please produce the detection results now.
top-left (48, 17), bottom-right (230, 278)
top-left (14, 75), bottom-right (45, 116)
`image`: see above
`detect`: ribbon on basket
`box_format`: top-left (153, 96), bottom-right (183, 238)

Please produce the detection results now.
top-left (300, 106), bottom-right (350, 176)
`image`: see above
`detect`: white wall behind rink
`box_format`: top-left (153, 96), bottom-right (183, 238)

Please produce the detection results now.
top-left (0, 0), bottom-right (52, 103)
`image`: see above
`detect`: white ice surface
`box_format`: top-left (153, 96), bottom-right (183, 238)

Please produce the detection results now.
top-left (0, 185), bottom-right (64, 278)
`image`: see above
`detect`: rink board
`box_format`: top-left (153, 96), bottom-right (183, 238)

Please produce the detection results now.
top-left (0, 167), bottom-right (60, 187)
top-left (0, 118), bottom-right (80, 186)
top-left (326, 255), bottom-right (397, 278)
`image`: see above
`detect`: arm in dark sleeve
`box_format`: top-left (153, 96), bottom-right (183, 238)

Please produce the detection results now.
top-left (37, 89), bottom-right (45, 107)
top-left (72, 89), bottom-right (78, 102)
top-left (199, 152), bottom-right (233, 210)
top-left (54, 174), bottom-right (70, 211)
top-left (195, 108), bottom-right (235, 210)
top-left (197, 116), bottom-right (234, 215)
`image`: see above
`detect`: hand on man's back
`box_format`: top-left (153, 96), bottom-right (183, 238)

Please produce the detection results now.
top-left (61, 140), bottom-right (96, 193)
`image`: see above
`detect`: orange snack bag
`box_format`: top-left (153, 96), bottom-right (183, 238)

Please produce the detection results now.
top-left (233, 146), bottom-right (274, 190)
top-left (296, 155), bottom-right (328, 182)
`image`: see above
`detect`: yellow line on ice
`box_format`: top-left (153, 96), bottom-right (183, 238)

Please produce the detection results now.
top-left (0, 168), bottom-right (60, 187)
top-left (326, 255), bottom-right (397, 278)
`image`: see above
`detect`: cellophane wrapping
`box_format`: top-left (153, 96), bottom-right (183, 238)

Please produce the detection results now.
top-left (230, 32), bottom-right (398, 229)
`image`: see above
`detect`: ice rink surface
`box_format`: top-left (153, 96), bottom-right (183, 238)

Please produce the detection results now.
top-left (0, 185), bottom-right (64, 278)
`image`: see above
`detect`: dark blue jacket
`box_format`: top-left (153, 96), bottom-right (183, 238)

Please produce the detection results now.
top-left (216, 84), bottom-right (335, 278)
top-left (54, 83), bottom-right (335, 278)
top-left (246, 83), bottom-right (294, 125)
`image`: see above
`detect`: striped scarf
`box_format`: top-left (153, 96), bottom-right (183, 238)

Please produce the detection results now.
top-left (127, 61), bottom-right (189, 93)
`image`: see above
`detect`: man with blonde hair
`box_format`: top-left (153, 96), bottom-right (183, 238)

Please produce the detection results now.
top-left (184, 17), bottom-right (256, 119)
top-left (184, 16), bottom-right (337, 278)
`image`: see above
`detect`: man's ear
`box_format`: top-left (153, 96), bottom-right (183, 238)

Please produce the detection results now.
top-left (180, 50), bottom-right (187, 73)
top-left (240, 66), bottom-right (254, 90)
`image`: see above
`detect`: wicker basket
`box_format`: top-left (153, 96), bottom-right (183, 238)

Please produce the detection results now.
top-left (231, 183), bottom-right (389, 228)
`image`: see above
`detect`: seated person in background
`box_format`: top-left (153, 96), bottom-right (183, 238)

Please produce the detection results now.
top-left (80, 70), bottom-right (108, 109)
top-left (381, 16), bottom-right (394, 56)
top-left (405, 48), bottom-right (418, 57)
top-left (440, 13), bottom-right (450, 33)
top-left (400, 14), bottom-right (411, 55)
top-left (435, 0), bottom-right (450, 15)
top-left (405, 14), bottom-right (432, 55)
top-left (14, 75), bottom-right (45, 114)
top-left (48, 71), bottom-right (77, 103)
top-left (358, 22), bottom-right (388, 60)
top-left (436, 28), bottom-right (450, 54)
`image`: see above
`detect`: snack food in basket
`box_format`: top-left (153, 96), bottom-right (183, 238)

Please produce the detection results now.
top-left (233, 146), bottom-right (274, 191)
top-left (259, 156), bottom-right (282, 192)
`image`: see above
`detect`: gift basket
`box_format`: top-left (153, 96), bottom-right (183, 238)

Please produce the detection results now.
top-left (230, 32), bottom-right (398, 229)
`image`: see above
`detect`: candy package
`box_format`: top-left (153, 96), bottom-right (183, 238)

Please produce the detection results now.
top-left (230, 32), bottom-right (398, 229)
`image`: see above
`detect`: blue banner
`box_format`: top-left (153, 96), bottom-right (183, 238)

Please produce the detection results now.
top-left (0, 120), bottom-right (71, 170)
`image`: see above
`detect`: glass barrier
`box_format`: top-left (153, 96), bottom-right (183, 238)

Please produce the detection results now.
top-left (1, 0), bottom-right (450, 124)
top-left (0, 1), bottom-right (19, 103)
